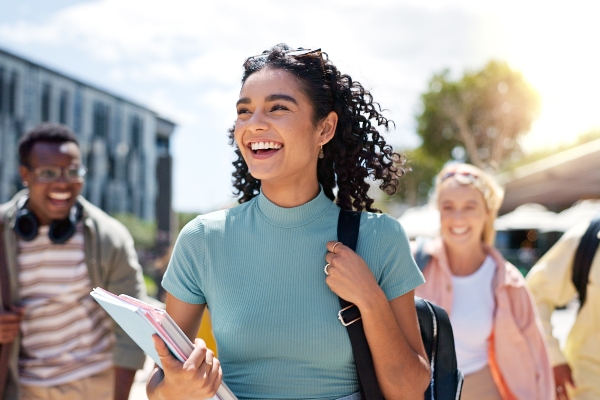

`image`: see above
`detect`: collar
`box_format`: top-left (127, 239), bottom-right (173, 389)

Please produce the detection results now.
top-left (255, 186), bottom-right (335, 228)
top-left (426, 237), bottom-right (524, 289)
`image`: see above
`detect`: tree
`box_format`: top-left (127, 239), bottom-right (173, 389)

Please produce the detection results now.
top-left (417, 60), bottom-right (540, 170)
top-left (393, 147), bottom-right (445, 206)
top-left (112, 213), bottom-right (157, 251)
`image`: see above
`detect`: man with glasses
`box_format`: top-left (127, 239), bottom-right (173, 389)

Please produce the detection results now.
top-left (0, 123), bottom-right (146, 400)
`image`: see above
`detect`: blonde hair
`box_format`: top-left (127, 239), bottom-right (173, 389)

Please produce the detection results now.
top-left (433, 163), bottom-right (504, 246)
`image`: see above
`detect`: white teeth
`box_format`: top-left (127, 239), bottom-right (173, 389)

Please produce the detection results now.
top-left (49, 193), bottom-right (71, 200)
top-left (451, 227), bottom-right (468, 234)
top-left (250, 141), bottom-right (282, 150)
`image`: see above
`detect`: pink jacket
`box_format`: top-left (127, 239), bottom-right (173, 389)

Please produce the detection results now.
top-left (414, 238), bottom-right (555, 400)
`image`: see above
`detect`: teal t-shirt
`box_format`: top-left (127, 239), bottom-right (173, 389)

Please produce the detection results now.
top-left (162, 189), bottom-right (424, 400)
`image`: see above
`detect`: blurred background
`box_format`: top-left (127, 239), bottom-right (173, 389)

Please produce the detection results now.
top-left (1, 0), bottom-right (599, 287)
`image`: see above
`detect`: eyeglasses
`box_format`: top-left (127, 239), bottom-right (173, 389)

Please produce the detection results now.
top-left (29, 165), bottom-right (87, 183)
top-left (247, 48), bottom-right (322, 62)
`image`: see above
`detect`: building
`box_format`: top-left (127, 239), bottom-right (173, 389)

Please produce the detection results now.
top-left (0, 47), bottom-right (176, 249)
top-left (497, 138), bottom-right (600, 214)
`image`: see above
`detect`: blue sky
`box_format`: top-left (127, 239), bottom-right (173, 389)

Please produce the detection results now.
top-left (1, 0), bottom-right (599, 213)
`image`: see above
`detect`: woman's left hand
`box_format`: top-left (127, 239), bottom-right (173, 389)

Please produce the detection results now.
top-left (324, 241), bottom-right (380, 306)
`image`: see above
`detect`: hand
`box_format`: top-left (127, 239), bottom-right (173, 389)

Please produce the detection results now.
top-left (149, 335), bottom-right (222, 400)
top-left (553, 363), bottom-right (575, 400)
top-left (324, 241), bottom-right (380, 306)
top-left (0, 307), bottom-right (23, 344)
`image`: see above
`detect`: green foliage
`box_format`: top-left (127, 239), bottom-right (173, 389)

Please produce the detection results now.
top-left (393, 147), bottom-right (445, 205)
top-left (112, 213), bottom-right (157, 250)
top-left (177, 212), bottom-right (199, 232)
top-left (417, 60), bottom-right (540, 170)
top-left (143, 274), bottom-right (158, 297)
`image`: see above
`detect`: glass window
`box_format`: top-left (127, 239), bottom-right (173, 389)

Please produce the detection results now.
top-left (8, 71), bottom-right (17, 117)
top-left (93, 101), bottom-right (110, 138)
top-left (59, 90), bottom-right (69, 124)
top-left (0, 66), bottom-right (4, 114)
top-left (41, 83), bottom-right (51, 121)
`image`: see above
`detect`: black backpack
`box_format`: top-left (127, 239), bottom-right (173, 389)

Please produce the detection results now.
top-left (337, 211), bottom-right (463, 400)
top-left (572, 216), bottom-right (600, 310)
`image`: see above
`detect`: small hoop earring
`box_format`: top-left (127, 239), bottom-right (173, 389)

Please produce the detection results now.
top-left (318, 144), bottom-right (324, 159)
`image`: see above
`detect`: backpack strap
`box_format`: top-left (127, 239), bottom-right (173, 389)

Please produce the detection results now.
top-left (0, 222), bottom-right (13, 399)
top-left (414, 237), bottom-right (432, 272)
top-left (572, 216), bottom-right (600, 309)
top-left (337, 210), bottom-right (384, 400)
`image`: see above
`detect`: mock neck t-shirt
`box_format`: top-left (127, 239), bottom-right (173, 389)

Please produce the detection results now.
top-left (162, 189), bottom-right (424, 400)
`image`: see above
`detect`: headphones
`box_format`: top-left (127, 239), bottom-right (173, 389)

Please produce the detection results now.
top-left (14, 197), bottom-right (83, 244)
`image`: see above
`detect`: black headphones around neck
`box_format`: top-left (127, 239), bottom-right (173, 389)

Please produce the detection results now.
top-left (14, 197), bottom-right (83, 244)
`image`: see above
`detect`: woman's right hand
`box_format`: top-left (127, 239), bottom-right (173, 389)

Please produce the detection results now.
top-left (147, 334), bottom-right (222, 400)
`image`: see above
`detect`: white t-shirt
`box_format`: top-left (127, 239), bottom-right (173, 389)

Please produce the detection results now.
top-left (450, 255), bottom-right (496, 375)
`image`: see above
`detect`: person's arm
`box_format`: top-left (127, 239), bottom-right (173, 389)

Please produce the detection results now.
top-left (325, 242), bottom-right (430, 400)
top-left (114, 367), bottom-right (137, 400)
top-left (147, 294), bottom-right (222, 400)
top-left (99, 216), bottom-right (149, 396)
top-left (526, 224), bottom-right (584, 398)
top-left (0, 307), bottom-right (22, 344)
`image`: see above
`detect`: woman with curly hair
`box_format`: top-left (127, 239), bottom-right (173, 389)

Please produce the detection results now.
top-left (414, 163), bottom-right (554, 400)
top-left (147, 44), bottom-right (430, 400)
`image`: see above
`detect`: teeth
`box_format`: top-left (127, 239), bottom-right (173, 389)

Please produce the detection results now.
top-left (250, 142), bottom-right (282, 151)
top-left (451, 227), bottom-right (468, 234)
top-left (49, 193), bottom-right (71, 200)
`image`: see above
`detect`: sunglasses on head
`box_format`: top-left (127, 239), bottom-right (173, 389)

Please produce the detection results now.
top-left (29, 165), bottom-right (87, 183)
top-left (247, 47), bottom-right (322, 62)
top-left (441, 170), bottom-right (479, 183)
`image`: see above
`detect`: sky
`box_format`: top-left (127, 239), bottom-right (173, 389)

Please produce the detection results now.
top-left (1, 0), bottom-right (599, 213)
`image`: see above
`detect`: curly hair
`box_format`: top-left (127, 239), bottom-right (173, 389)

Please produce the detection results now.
top-left (228, 43), bottom-right (404, 212)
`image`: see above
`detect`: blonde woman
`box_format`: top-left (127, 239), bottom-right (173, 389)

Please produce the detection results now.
top-left (414, 163), bottom-right (554, 400)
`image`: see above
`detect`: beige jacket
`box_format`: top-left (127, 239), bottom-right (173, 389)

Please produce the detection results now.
top-left (1, 191), bottom-right (147, 399)
top-left (527, 221), bottom-right (600, 400)
top-left (414, 238), bottom-right (554, 400)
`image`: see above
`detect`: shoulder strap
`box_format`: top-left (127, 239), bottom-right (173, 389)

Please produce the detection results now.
top-left (337, 210), bottom-right (384, 400)
top-left (414, 237), bottom-right (432, 272)
top-left (415, 296), bottom-right (463, 400)
top-left (572, 216), bottom-right (600, 309)
top-left (0, 222), bottom-right (13, 399)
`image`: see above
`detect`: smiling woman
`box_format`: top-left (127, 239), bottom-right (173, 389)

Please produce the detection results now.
top-left (415, 163), bottom-right (554, 400)
top-left (228, 45), bottom-right (402, 211)
top-left (148, 43), bottom-right (432, 400)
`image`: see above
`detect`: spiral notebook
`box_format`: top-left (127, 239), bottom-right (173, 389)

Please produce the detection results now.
top-left (90, 287), bottom-right (237, 400)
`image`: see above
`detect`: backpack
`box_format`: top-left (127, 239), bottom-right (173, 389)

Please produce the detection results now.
top-left (337, 211), bottom-right (463, 400)
top-left (572, 216), bottom-right (600, 310)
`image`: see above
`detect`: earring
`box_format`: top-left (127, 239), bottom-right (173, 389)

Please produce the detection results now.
top-left (318, 144), bottom-right (324, 159)
top-left (23, 181), bottom-right (29, 187)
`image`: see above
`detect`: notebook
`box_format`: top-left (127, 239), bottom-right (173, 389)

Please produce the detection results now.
top-left (91, 287), bottom-right (236, 400)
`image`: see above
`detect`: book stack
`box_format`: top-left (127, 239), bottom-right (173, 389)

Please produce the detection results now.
top-left (91, 287), bottom-right (236, 400)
